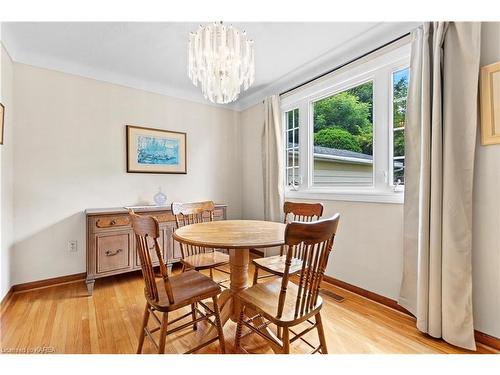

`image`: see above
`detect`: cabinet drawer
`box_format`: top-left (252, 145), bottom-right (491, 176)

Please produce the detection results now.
top-left (155, 213), bottom-right (175, 223)
top-left (96, 232), bottom-right (132, 273)
top-left (94, 215), bottom-right (131, 230)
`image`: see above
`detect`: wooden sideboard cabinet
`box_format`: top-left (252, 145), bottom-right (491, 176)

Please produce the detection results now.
top-left (85, 204), bottom-right (227, 295)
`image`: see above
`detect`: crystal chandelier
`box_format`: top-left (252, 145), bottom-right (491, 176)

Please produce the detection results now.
top-left (188, 22), bottom-right (255, 104)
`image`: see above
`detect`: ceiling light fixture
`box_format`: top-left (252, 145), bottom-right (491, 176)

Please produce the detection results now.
top-left (188, 22), bottom-right (255, 104)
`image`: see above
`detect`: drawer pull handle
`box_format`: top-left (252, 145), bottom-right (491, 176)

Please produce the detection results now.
top-left (110, 220), bottom-right (116, 225)
top-left (105, 249), bottom-right (123, 256)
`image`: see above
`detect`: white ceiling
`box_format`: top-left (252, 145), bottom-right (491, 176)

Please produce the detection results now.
top-left (1, 22), bottom-right (419, 110)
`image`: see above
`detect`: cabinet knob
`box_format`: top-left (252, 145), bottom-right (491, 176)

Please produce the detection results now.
top-left (105, 249), bottom-right (122, 256)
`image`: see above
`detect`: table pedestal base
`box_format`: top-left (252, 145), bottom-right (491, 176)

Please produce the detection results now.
top-left (202, 248), bottom-right (283, 353)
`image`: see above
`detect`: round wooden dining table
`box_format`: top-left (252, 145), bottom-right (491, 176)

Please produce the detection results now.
top-left (173, 219), bottom-right (286, 326)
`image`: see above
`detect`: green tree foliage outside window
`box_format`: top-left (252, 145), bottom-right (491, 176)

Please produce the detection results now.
top-left (313, 81), bottom-right (373, 155)
top-left (393, 75), bottom-right (408, 128)
top-left (314, 128), bottom-right (362, 153)
top-left (392, 72), bottom-right (408, 157)
top-left (313, 74), bottom-right (408, 157)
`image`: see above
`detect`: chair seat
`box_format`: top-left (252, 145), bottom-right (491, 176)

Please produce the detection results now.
top-left (150, 270), bottom-right (221, 311)
top-left (182, 251), bottom-right (229, 270)
top-left (237, 279), bottom-right (323, 326)
top-left (252, 255), bottom-right (303, 276)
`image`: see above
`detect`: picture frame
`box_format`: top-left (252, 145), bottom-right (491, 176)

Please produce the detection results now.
top-left (480, 61), bottom-right (500, 145)
top-left (126, 125), bottom-right (187, 174)
top-left (0, 103), bottom-right (4, 145)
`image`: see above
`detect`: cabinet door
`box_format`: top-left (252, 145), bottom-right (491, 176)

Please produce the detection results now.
top-left (164, 223), bottom-right (183, 263)
top-left (214, 208), bottom-right (225, 220)
top-left (96, 231), bottom-right (133, 274)
top-left (135, 230), bottom-right (165, 267)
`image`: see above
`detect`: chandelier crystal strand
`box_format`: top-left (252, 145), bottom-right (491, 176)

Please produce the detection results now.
top-left (188, 22), bottom-right (255, 104)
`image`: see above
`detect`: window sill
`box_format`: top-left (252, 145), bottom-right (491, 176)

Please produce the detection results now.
top-left (285, 189), bottom-right (404, 204)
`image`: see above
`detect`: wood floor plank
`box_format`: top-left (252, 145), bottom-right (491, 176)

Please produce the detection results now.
top-left (1, 264), bottom-right (497, 354)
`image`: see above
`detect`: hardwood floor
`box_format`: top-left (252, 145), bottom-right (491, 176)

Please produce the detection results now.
top-left (1, 262), bottom-right (497, 354)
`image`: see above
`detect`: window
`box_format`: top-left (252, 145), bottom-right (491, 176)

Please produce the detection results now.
top-left (285, 108), bottom-right (300, 188)
top-left (281, 43), bottom-right (410, 203)
top-left (392, 68), bottom-right (409, 187)
top-left (313, 81), bottom-right (373, 186)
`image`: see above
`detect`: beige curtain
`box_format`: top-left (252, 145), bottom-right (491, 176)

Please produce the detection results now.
top-left (399, 22), bottom-right (481, 351)
top-left (262, 95), bottom-right (284, 223)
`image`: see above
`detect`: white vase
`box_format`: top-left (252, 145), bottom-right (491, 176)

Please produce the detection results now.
top-left (153, 188), bottom-right (167, 206)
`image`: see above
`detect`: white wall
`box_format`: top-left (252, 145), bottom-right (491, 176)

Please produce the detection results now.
top-left (11, 63), bottom-right (241, 285)
top-left (240, 22), bottom-right (500, 339)
top-left (241, 103), bottom-right (265, 221)
top-left (472, 22), bottom-right (500, 338)
top-left (0, 42), bottom-right (15, 300)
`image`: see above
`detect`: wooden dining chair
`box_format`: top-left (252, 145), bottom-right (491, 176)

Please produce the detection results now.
top-left (252, 201), bottom-right (324, 285)
top-left (172, 201), bottom-right (230, 284)
top-left (235, 214), bottom-right (340, 354)
top-left (129, 211), bottom-right (225, 354)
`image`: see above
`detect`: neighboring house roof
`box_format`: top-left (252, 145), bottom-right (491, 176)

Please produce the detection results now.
top-left (288, 143), bottom-right (403, 167)
top-left (288, 143), bottom-right (373, 165)
top-left (313, 145), bottom-right (373, 164)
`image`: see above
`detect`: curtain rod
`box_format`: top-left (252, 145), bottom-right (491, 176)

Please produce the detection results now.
top-left (279, 32), bottom-right (411, 97)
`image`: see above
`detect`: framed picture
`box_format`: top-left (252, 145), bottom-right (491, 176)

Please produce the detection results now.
top-left (126, 125), bottom-right (187, 174)
top-left (480, 61), bottom-right (500, 145)
top-left (0, 103), bottom-right (4, 145)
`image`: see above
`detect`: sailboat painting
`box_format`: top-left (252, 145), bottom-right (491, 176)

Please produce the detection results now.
top-left (127, 125), bottom-right (187, 174)
top-left (137, 136), bottom-right (179, 165)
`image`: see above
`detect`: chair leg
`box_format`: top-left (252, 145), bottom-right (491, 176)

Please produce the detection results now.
top-left (315, 312), bottom-right (328, 354)
top-left (157, 312), bottom-right (169, 354)
top-left (277, 326), bottom-right (282, 340)
top-left (282, 327), bottom-right (290, 354)
top-left (137, 303), bottom-right (150, 354)
top-left (209, 268), bottom-right (214, 280)
top-left (212, 296), bottom-right (226, 354)
top-left (191, 303), bottom-right (197, 331)
top-left (235, 308), bottom-right (245, 351)
top-left (252, 267), bottom-right (259, 285)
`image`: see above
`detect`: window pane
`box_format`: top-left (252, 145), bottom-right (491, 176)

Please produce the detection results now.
top-left (287, 149), bottom-right (298, 165)
top-left (286, 148), bottom-right (292, 168)
top-left (285, 109), bottom-right (299, 187)
top-left (293, 128), bottom-right (299, 145)
top-left (294, 108), bottom-right (299, 125)
top-left (287, 167), bottom-right (300, 187)
top-left (287, 111), bottom-right (294, 129)
top-left (393, 68), bottom-right (409, 128)
top-left (393, 158), bottom-right (405, 185)
top-left (392, 68), bottom-right (409, 187)
top-left (393, 129), bottom-right (405, 157)
top-left (312, 81), bottom-right (373, 186)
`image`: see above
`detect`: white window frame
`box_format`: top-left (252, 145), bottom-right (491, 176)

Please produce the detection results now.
top-left (281, 43), bottom-right (410, 204)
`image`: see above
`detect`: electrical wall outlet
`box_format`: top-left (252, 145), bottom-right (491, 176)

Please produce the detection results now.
top-left (68, 240), bottom-right (78, 252)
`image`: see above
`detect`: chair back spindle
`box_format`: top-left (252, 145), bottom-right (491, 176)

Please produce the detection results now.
top-left (277, 214), bottom-right (340, 320)
top-left (129, 211), bottom-right (174, 305)
top-left (171, 201), bottom-right (216, 258)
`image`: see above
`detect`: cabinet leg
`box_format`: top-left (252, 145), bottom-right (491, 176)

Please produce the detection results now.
top-left (86, 278), bottom-right (95, 296)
